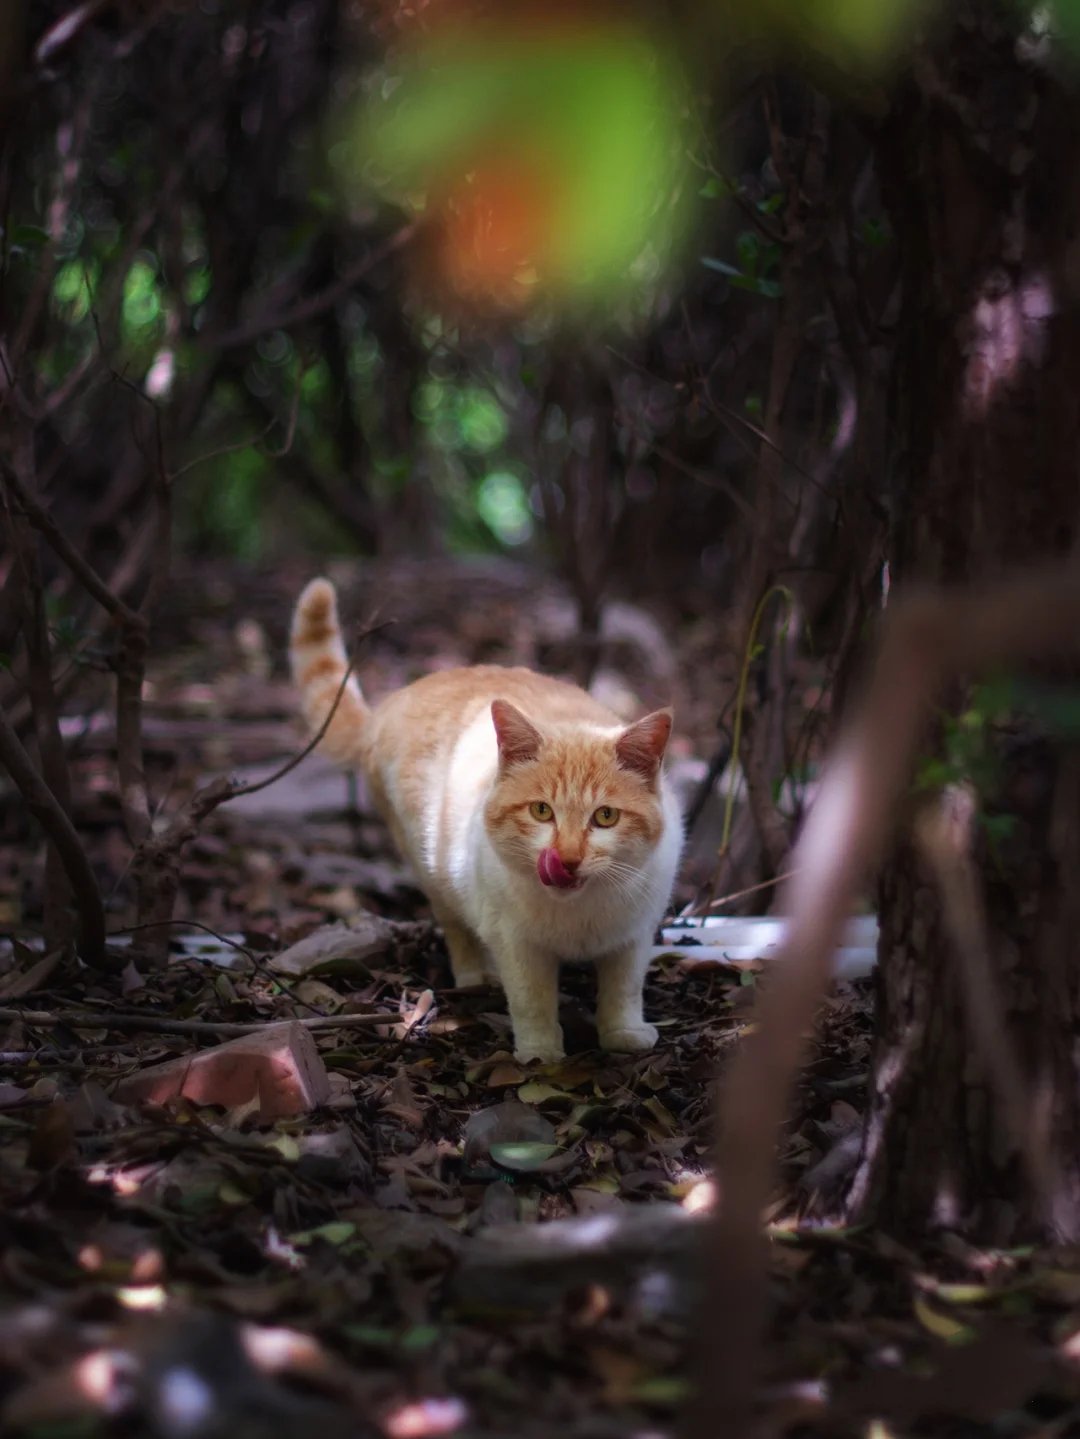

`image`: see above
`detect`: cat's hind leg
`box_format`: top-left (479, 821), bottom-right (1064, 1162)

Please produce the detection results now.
top-left (595, 945), bottom-right (659, 1053)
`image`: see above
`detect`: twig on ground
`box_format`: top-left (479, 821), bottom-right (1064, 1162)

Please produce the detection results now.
top-left (110, 918), bottom-right (331, 1019)
top-left (0, 1005), bottom-right (400, 1038)
top-left (108, 918), bottom-right (258, 966)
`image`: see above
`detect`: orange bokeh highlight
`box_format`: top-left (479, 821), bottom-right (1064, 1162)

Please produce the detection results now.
top-left (435, 151), bottom-right (558, 311)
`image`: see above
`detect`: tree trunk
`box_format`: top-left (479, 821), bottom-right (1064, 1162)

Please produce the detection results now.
top-left (848, 1), bottom-right (1080, 1239)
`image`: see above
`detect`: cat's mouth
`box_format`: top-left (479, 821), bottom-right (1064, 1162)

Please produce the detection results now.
top-left (537, 848), bottom-right (585, 891)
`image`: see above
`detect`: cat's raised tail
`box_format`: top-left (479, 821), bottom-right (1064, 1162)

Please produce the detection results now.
top-left (289, 578), bottom-right (370, 767)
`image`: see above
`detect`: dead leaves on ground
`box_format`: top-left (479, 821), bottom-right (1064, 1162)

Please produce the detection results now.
top-left (5, 923), bottom-right (1077, 1438)
top-left (0, 903), bottom-right (737, 1437)
top-left (4, 573), bottom-right (1080, 1437)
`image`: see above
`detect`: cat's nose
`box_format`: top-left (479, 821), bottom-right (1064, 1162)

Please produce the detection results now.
top-left (559, 854), bottom-right (581, 874)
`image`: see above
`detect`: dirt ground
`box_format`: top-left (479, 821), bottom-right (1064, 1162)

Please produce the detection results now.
top-left (2, 560), bottom-right (1078, 1438)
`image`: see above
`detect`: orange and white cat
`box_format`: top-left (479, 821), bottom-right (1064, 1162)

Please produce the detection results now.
top-left (289, 578), bottom-right (682, 1063)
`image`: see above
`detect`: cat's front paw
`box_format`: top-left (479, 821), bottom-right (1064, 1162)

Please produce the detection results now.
top-left (599, 1022), bottom-right (659, 1054)
top-left (513, 1034), bottom-right (565, 1065)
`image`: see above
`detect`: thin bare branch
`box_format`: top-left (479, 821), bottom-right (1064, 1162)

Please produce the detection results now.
top-left (227, 619), bottom-right (387, 801)
top-left (684, 869), bottom-right (799, 918)
top-left (684, 561), bottom-right (1080, 1439)
top-left (206, 224), bottom-right (417, 352)
top-left (0, 699), bottom-right (114, 971)
top-left (127, 615), bottom-right (385, 961)
top-left (0, 459), bottom-right (138, 623)
top-left (614, 405), bottom-right (756, 522)
top-left (916, 785), bottom-right (1058, 1221)
top-left (170, 352), bottom-right (305, 481)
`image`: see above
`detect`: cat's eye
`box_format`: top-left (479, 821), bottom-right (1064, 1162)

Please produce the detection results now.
top-left (529, 800), bottom-right (554, 822)
top-left (592, 805), bottom-right (620, 828)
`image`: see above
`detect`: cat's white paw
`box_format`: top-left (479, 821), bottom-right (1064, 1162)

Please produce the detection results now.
top-left (513, 1036), bottom-right (565, 1065)
top-left (599, 1022), bottom-right (659, 1053)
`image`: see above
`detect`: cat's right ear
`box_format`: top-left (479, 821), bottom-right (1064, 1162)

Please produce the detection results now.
top-left (491, 699), bottom-right (542, 766)
top-left (616, 707), bottom-right (672, 784)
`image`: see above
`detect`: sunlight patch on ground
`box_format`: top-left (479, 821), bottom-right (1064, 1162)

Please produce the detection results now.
top-left (382, 1394), bottom-right (468, 1437)
top-left (73, 1349), bottom-right (135, 1413)
top-left (679, 1176), bottom-right (717, 1214)
top-left (116, 1285), bottom-right (168, 1312)
top-left (86, 1163), bottom-right (143, 1197)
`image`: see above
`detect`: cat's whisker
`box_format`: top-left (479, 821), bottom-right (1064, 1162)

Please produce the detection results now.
top-left (597, 867), bottom-right (643, 902)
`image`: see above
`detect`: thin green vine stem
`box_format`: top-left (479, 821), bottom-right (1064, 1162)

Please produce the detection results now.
top-left (720, 583), bottom-right (795, 857)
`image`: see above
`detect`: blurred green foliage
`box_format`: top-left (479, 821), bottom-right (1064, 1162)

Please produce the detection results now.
top-left (18, 0), bottom-right (1080, 570)
top-left (346, 18), bottom-right (690, 311)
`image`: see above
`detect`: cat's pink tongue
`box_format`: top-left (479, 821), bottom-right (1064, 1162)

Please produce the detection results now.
top-left (538, 847), bottom-right (577, 889)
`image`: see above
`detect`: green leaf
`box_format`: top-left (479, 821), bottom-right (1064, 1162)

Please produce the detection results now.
top-left (401, 1324), bottom-right (442, 1352)
top-left (1051, 0), bottom-right (1080, 54)
top-left (980, 813), bottom-right (1016, 846)
top-left (733, 0), bottom-right (930, 71)
top-left (20, 1419), bottom-right (103, 1438)
top-left (913, 1294), bottom-right (975, 1343)
top-left (343, 1324), bottom-right (397, 1348)
top-left (630, 1375), bottom-right (691, 1404)
top-left (700, 255), bottom-right (744, 278)
top-left (934, 1281), bottom-right (1001, 1306)
top-left (11, 224), bottom-right (48, 249)
top-left (290, 1220), bottom-right (356, 1247)
top-left (489, 1141), bottom-right (560, 1171)
top-left (463, 1099), bottom-right (556, 1167)
top-left (699, 176), bottom-right (730, 200)
top-left (914, 758), bottom-right (954, 793)
top-left (264, 1134), bottom-right (301, 1162)
top-left (735, 230), bottom-right (761, 276)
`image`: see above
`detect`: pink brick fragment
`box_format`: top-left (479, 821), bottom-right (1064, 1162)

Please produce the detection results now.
top-left (114, 1022), bottom-right (331, 1119)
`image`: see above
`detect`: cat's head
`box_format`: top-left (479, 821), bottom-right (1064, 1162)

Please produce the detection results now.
top-left (482, 699), bottom-right (673, 895)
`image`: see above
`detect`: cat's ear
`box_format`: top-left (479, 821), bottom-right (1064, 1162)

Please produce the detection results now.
top-left (491, 699), bottom-right (542, 766)
top-left (616, 708), bottom-right (672, 783)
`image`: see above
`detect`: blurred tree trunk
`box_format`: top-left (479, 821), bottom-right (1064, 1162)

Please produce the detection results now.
top-left (848, 1), bottom-right (1080, 1239)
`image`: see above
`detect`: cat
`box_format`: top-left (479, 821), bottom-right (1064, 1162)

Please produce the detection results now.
top-left (289, 577), bottom-right (682, 1063)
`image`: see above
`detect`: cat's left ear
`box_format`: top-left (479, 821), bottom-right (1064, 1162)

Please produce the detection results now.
top-left (616, 708), bottom-right (673, 784)
top-left (491, 699), bottom-right (543, 767)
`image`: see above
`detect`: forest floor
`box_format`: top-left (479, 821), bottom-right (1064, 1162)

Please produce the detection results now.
top-left (2, 559), bottom-right (1079, 1438)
